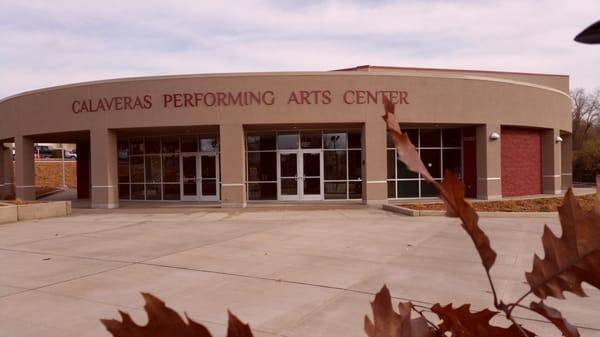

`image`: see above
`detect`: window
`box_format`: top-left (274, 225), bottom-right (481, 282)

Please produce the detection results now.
top-left (324, 150), bottom-right (346, 180)
top-left (245, 129), bottom-right (363, 201)
top-left (162, 155), bottom-right (180, 182)
top-left (323, 132), bottom-right (347, 149)
top-left (246, 131), bottom-right (278, 201)
top-left (301, 131), bottom-right (322, 149)
top-left (247, 152), bottom-right (277, 181)
top-left (145, 137), bottom-right (161, 154)
top-left (247, 132), bottom-right (276, 151)
top-left (200, 136), bottom-right (218, 152)
top-left (118, 134), bottom-right (219, 201)
top-left (181, 136), bottom-right (197, 152)
top-left (117, 139), bottom-right (130, 190)
top-left (161, 136), bottom-right (180, 154)
top-left (277, 132), bottom-right (299, 150)
top-left (387, 128), bottom-right (462, 198)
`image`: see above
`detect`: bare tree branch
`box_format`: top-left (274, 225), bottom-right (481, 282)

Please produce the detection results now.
top-left (571, 88), bottom-right (600, 150)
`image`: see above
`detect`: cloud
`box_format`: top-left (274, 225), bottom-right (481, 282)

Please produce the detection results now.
top-left (0, 0), bottom-right (598, 98)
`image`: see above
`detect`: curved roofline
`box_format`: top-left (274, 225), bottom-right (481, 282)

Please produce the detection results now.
top-left (333, 64), bottom-right (569, 77)
top-left (0, 70), bottom-right (570, 104)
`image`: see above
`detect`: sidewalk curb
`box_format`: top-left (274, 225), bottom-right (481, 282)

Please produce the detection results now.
top-left (382, 204), bottom-right (558, 218)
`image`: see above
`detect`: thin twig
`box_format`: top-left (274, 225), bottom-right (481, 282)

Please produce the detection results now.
top-left (411, 303), bottom-right (433, 310)
top-left (516, 304), bottom-right (530, 310)
top-left (485, 268), bottom-right (500, 308)
top-left (507, 290), bottom-right (533, 315)
top-left (410, 304), bottom-right (440, 332)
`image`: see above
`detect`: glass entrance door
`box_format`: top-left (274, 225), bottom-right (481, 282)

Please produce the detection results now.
top-left (180, 154), bottom-right (219, 201)
top-left (278, 150), bottom-right (323, 201)
top-left (301, 150), bottom-right (323, 200)
top-left (278, 151), bottom-right (299, 200)
top-left (181, 154), bottom-right (198, 201)
top-left (199, 154), bottom-right (219, 201)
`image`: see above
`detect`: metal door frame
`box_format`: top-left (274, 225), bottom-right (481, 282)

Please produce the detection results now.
top-left (299, 149), bottom-right (324, 201)
top-left (198, 152), bottom-right (219, 201)
top-left (180, 153), bottom-right (200, 201)
top-left (277, 149), bottom-right (323, 201)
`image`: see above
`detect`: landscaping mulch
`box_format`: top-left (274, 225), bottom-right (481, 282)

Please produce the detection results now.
top-left (398, 193), bottom-right (597, 212)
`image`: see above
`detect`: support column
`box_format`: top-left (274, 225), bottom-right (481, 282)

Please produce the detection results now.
top-left (560, 133), bottom-right (572, 190)
top-left (219, 124), bottom-right (246, 207)
top-left (90, 129), bottom-right (118, 208)
top-left (475, 124), bottom-right (502, 200)
top-left (542, 128), bottom-right (561, 195)
top-left (15, 135), bottom-right (35, 200)
top-left (0, 144), bottom-right (14, 199)
top-left (363, 121), bottom-right (388, 205)
top-left (76, 141), bottom-right (90, 199)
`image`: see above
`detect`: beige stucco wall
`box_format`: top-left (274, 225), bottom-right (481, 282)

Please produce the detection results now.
top-left (0, 145), bottom-right (15, 199)
top-left (338, 65), bottom-right (570, 93)
top-left (0, 69), bottom-right (571, 207)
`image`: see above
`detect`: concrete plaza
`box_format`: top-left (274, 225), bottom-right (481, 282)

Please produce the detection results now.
top-left (0, 206), bottom-right (598, 337)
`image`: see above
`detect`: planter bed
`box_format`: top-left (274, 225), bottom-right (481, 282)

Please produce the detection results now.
top-left (0, 201), bottom-right (71, 224)
top-left (0, 203), bottom-right (18, 224)
top-left (392, 193), bottom-right (596, 214)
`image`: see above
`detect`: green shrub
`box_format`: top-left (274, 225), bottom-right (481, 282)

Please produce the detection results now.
top-left (573, 138), bottom-right (600, 182)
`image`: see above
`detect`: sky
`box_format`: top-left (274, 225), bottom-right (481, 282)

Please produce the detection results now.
top-left (0, 0), bottom-right (599, 99)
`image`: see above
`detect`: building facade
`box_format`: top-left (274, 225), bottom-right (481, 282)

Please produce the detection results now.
top-left (0, 66), bottom-right (572, 208)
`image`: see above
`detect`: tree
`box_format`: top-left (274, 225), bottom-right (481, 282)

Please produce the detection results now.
top-left (573, 138), bottom-right (600, 182)
top-left (571, 88), bottom-right (600, 151)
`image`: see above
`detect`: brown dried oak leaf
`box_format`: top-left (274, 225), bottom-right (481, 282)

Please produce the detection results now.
top-left (381, 96), bottom-right (433, 182)
top-left (438, 170), bottom-right (497, 271)
top-left (529, 301), bottom-right (579, 337)
top-left (595, 175), bottom-right (600, 214)
top-left (381, 98), bottom-right (496, 271)
top-left (525, 188), bottom-right (600, 299)
top-left (431, 303), bottom-right (535, 337)
top-left (365, 285), bottom-right (438, 337)
top-left (101, 292), bottom-right (253, 337)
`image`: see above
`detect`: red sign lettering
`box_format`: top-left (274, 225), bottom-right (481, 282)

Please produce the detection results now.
top-left (72, 89), bottom-right (407, 113)
top-left (72, 95), bottom-right (152, 113)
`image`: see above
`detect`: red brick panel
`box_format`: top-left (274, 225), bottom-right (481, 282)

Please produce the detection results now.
top-left (12, 161), bottom-right (78, 188)
top-left (463, 126), bottom-right (477, 198)
top-left (501, 127), bottom-right (542, 197)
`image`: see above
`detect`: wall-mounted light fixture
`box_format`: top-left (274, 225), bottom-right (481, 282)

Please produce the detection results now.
top-left (556, 136), bottom-right (563, 143)
top-left (489, 132), bottom-right (500, 141)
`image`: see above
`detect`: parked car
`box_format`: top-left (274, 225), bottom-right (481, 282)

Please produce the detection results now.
top-left (34, 145), bottom-right (53, 158)
top-left (64, 150), bottom-right (77, 159)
